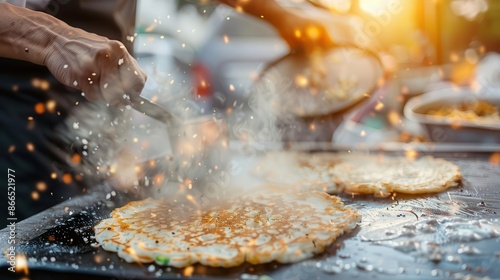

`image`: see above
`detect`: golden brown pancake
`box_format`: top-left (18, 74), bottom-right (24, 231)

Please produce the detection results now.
top-left (255, 152), bottom-right (462, 196)
top-left (94, 189), bottom-right (360, 267)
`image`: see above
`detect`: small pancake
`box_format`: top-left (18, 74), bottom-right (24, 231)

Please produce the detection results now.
top-left (331, 154), bottom-right (462, 196)
top-left (255, 152), bottom-right (462, 196)
top-left (94, 189), bottom-right (360, 268)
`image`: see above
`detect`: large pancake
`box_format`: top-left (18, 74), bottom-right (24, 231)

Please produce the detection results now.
top-left (94, 189), bottom-right (360, 268)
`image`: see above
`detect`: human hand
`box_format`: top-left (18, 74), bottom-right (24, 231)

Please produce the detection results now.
top-left (274, 12), bottom-right (335, 54)
top-left (0, 3), bottom-right (146, 105)
top-left (43, 27), bottom-right (147, 106)
top-left (273, 10), bottom-right (368, 53)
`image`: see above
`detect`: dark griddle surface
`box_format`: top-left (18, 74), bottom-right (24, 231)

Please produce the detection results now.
top-left (1, 150), bottom-right (500, 280)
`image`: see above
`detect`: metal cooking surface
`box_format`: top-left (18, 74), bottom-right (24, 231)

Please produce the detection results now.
top-left (1, 148), bottom-right (500, 280)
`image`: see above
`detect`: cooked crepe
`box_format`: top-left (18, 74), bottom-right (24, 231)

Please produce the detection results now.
top-left (255, 152), bottom-right (462, 196)
top-left (94, 190), bottom-right (360, 268)
top-left (332, 154), bottom-right (462, 196)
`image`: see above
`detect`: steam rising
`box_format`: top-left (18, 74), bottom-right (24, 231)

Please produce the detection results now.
top-left (62, 57), bottom-right (234, 211)
top-left (230, 71), bottom-right (295, 145)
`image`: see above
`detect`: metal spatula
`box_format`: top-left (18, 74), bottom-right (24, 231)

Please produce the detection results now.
top-left (130, 96), bottom-right (180, 125)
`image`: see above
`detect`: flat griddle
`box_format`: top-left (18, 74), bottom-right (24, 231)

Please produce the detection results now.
top-left (1, 143), bottom-right (500, 280)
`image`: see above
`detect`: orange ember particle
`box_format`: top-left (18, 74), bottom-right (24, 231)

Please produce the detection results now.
top-left (94, 255), bottom-right (103, 263)
top-left (62, 173), bottom-right (73, 184)
top-left (375, 101), bottom-right (384, 111)
top-left (71, 153), bottom-right (81, 164)
top-left (153, 174), bottom-right (165, 185)
top-left (40, 80), bottom-right (50, 91)
top-left (35, 102), bottom-right (45, 115)
top-left (388, 110), bottom-right (401, 126)
top-left (295, 74), bottom-right (309, 88)
top-left (50, 172), bottom-right (57, 179)
top-left (26, 143), bottom-right (35, 152)
top-left (32, 78), bottom-right (40, 88)
top-left (46, 100), bottom-right (56, 113)
top-left (31, 191), bottom-right (39, 200)
top-left (36, 181), bottom-right (47, 192)
top-left (8, 145), bottom-right (15, 153)
top-left (135, 165), bottom-right (142, 173)
top-left (490, 152), bottom-right (500, 165)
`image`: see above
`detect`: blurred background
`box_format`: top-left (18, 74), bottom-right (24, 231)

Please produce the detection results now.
top-left (132, 0), bottom-right (500, 148)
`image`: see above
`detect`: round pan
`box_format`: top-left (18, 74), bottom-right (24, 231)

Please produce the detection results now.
top-left (256, 46), bottom-right (384, 118)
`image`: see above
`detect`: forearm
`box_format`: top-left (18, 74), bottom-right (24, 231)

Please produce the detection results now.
top-left (0, 2), bottom-right (64, 66)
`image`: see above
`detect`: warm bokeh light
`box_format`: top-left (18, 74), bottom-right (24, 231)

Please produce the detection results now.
top-left (405, 149), bottom-right (418, 160)
top-left (490, 152), bottom-right (500, 165)
top-left (294, 74), bottom-right (309, 88)
top-left (450, 0), bottom-right (488, 21)
top-left (71, 153), bottom-right (81, 164)
top-left (388, 110), bottom-right (401, 126)
top-left (62, 173), bottom-right (73, 184)
top-left (359, 0), bottom-right (395, 16)
top-left (451, 61), bottom-right (476, 85)
top-left (183, 266), bottom-right (194, 277)
top-left (306, 26), bottom-right (320, 40)
top-left (31, 191), bottom-right (39, 201)
top-left (34, 102), bottom-right (45, 114)
top-left (36, 181), bottom-right (47, 192)
top-left (153, 174), bottom-right (165, 185)
top-left (16, 254), bottom-right (29, 275)
top-left (26, 143), bottom-right (35, 152)
top-left (46, 100), bottom-right (56, 113)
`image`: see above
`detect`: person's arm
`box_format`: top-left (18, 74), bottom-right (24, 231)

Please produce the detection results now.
top-left (218, 0), bottom-right (335, 52)
top-left (0, 2), bottom-right (146, 106)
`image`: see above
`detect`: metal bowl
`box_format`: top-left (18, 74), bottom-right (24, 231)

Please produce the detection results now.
top-left (404, 86), bottom-right (500, 143)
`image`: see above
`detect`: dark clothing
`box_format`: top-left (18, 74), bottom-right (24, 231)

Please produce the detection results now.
top-left (0, 0), bottom-right (137, 227)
